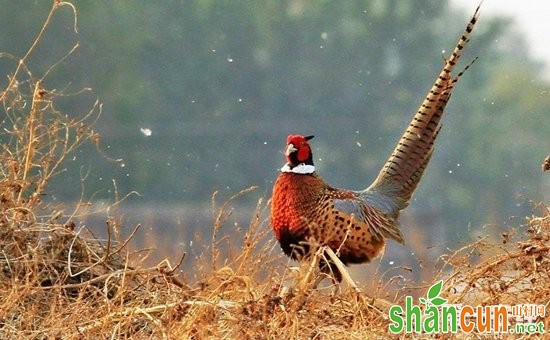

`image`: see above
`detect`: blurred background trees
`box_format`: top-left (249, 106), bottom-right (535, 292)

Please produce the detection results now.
top-left (1, 1), bottom-right (548, 258)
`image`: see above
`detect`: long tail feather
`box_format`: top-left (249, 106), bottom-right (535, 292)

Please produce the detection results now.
top-left (366, 6), bottom-right (480, 210)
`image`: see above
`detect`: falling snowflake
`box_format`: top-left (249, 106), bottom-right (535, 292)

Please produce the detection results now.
top-left (140, 128), bottom-right (152, 136)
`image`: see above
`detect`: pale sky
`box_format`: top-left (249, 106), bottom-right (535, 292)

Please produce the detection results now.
top-left (453, 0), bottom-right (550, 80)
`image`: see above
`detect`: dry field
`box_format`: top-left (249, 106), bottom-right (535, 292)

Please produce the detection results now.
top-left (1, 2), bottom-right (548, 338)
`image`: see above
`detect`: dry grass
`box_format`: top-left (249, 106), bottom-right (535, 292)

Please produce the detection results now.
top-left (437, 203), bottom-right (550, 332)
top-left (1, 2), bottom-right (549, 338)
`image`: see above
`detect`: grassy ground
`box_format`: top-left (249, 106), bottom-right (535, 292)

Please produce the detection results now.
top-left (1, 2), bottom-right (548, 338)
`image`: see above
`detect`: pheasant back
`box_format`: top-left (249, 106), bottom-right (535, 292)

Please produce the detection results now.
top-left (272, 173), bottom-right (390, 264)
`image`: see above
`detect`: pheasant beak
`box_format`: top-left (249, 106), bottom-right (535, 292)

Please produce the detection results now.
top-left (285, 143), bottom-right (297, 156)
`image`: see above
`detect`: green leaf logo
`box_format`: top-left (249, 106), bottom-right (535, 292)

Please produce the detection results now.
top-left (431, 297), bottom-right (447, 306)
top-left (428, 280), bottom-right (443, 299)
top-left (422, 280), bottom-right (447, 309)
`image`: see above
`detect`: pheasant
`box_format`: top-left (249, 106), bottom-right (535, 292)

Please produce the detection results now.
top-left (270, 7), bottom-right (480, 282)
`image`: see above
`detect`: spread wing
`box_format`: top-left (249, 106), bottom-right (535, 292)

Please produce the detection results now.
top-left (333, 198), bottom-right (404, 244)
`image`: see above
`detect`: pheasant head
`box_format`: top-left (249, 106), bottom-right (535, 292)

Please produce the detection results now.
top-left (282, 134), bottom-right (315, 174)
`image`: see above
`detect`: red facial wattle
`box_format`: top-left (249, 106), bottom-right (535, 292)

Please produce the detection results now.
top-left (296, 143), bottom-right (310, 162)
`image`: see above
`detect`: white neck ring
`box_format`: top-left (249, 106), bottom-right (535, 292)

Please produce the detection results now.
top-left (280, 163), bottom-right (315, 174)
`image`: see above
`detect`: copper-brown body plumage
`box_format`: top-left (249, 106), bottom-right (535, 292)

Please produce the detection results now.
top-left (270, 8), bottom-right (480, 281)
top-left (272, 173), bottom-right (388, 264)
